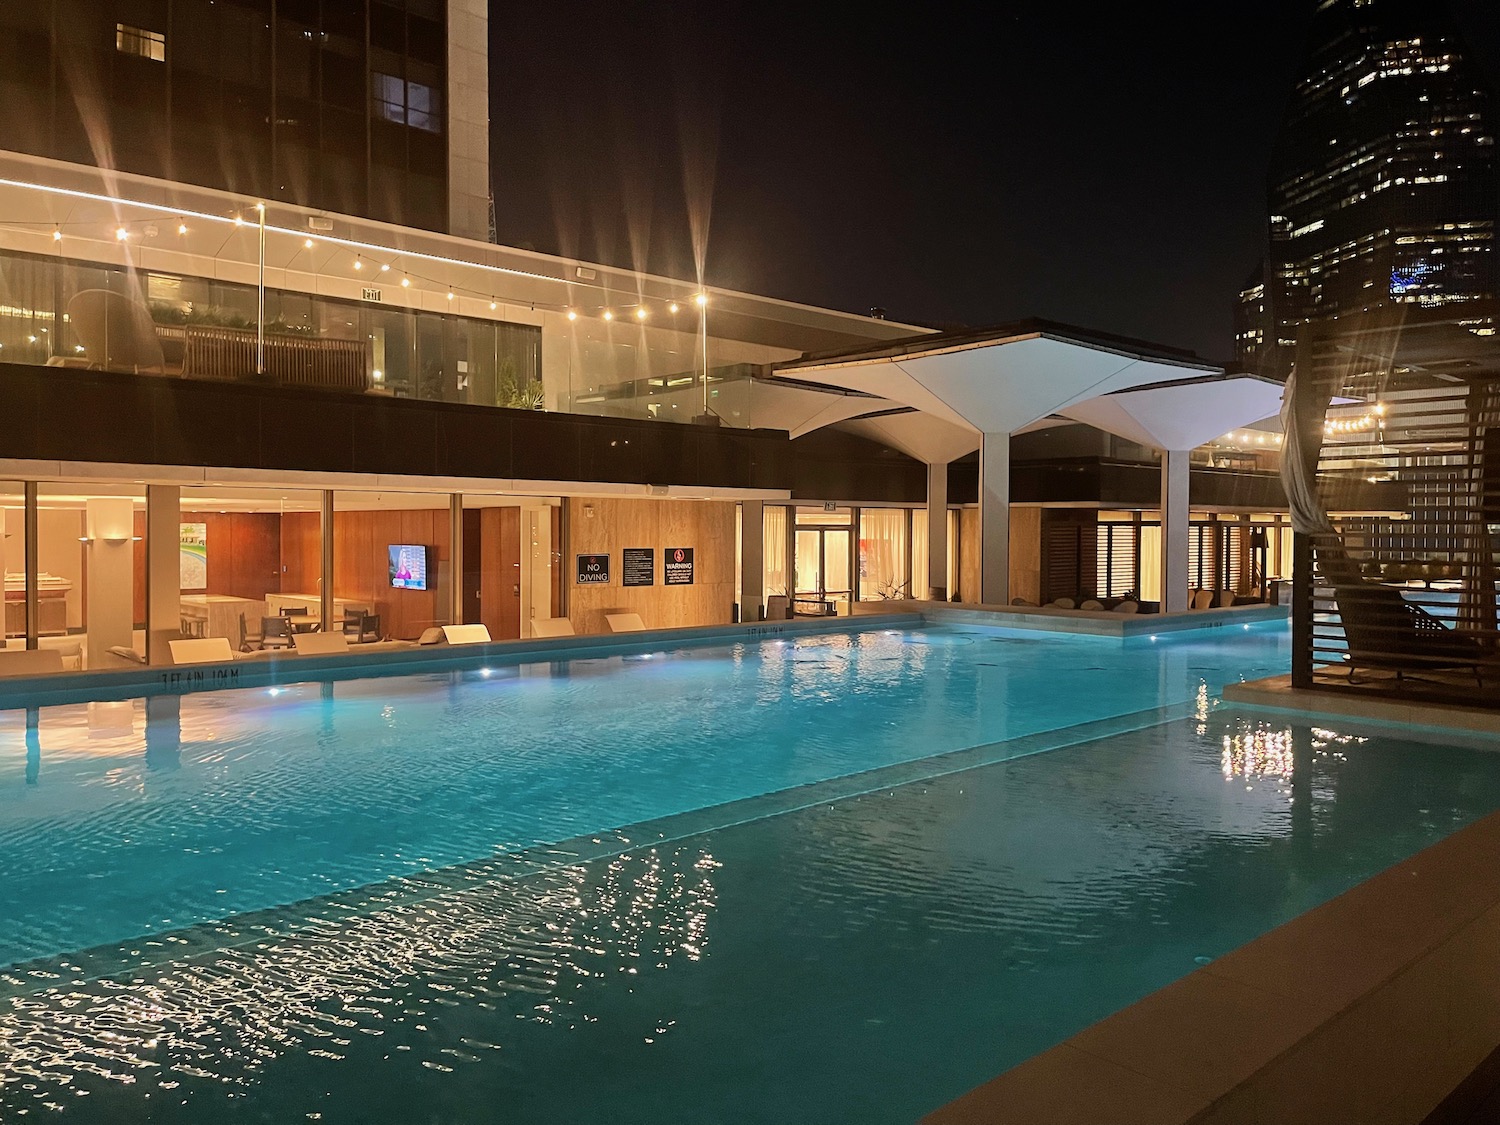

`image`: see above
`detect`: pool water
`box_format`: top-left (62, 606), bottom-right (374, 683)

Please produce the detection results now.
top-left (3, 621), bottom-right (1499, 1122)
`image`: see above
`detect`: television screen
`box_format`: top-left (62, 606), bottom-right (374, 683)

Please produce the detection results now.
top-left (388, 544), bottom-right (429, 591)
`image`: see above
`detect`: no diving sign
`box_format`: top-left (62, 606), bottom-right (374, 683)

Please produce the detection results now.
top-left (576, 553), bottom-right (610, 584)
top-left (664, 547), bottom-right (694, 586)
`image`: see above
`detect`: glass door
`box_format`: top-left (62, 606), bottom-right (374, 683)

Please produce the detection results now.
top-left (793, 525), bottom-right (853, 612)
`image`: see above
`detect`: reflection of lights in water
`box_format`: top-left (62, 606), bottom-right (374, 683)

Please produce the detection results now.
top-left (1221, 723), bottom-right (1294, 782)
top-left (1194, 682), bottom-right (1210, 734)
top-left (0, 846), bottom-right (718, 1111)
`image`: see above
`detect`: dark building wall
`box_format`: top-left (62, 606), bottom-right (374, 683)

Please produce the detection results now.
top-left (1264, 0), bottom-right (1497, 377)
top-left (0, 0), bottom-right (449, 232)
top-left (0, 363), bottom-right (788, 490)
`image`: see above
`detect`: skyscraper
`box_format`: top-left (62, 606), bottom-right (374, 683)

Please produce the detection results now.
top-left (0, 0), bottom-right (490, 240)
top-left (1250, 0), bottom-right (1496, 376)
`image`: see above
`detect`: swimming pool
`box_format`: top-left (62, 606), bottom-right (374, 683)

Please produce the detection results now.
top-left (3, 620), bottom-right (1498, 1122)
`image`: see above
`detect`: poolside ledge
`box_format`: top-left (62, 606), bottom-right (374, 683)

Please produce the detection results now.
top-left (855, 600), bottom-right (1287, 637)
top-left (922, 807), bottom-right (1500, 1125)
top-left (1224, 674), bottom-right (1500, 740)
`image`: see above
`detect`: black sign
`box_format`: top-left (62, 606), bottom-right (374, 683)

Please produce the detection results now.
top-left (623, 548), bottom-right (655, 587)
top-left (576, 553), bottom-right (610, 585)
top-left (664, 546), bottom-right (695, 586)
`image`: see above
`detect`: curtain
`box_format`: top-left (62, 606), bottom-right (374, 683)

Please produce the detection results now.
top-left (858, 509), bottom-right (908, 600)
top-left (763, 505), bottom-right (788, 597)
top-left (911, 509), bottom-right (928, 599)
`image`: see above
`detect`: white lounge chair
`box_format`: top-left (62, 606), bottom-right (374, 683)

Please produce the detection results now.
top-left (531, 618), bottom-right (576, 638)
top-left (0, 649), bottom-right (64, 676)
top-left (442, 624), bottom-right (492, 645)
top-left (293, 631), bottom-right (350, 656)
top-left (168, 637), bottom-right (235, 665)
top-left (605, 613), bottom-right (646, 633)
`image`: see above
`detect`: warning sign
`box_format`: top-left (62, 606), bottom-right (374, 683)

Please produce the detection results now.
top-left (664, 547), bottom-right (694, 586)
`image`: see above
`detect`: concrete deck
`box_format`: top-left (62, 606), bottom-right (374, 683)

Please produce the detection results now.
top-left (923, 808), bottom-right (1500, 1125)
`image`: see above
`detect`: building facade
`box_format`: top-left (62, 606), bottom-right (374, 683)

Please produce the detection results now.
top-left (1253, 0), bottom-right (1497, 376)
top-left (0, 0), bottom-right (489, 239)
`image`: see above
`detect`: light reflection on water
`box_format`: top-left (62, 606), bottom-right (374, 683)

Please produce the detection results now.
top-left (1, 700), bottom-right (1499, 1122)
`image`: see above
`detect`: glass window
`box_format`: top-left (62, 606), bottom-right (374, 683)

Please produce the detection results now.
top-left (176, 486), bottom-right (324, 653)
top-left (372, 72), bottom-right (406, 124)
top-left (116, 23), bottom-right (166, 63)
top-left (334, 490), bottom-right (453, 640)
top-left (370, 73), bottom-right (443, 133)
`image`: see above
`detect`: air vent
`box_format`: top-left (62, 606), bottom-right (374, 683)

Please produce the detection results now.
top-left (575, 266), bottom-right (596, 280)
top-left (307, 216), bottom-right (334, 232)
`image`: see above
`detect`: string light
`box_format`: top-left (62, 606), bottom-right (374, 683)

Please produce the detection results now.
top-left (694, 293), bottom-right (708, 307)
top-left (379, 262), bottom-right (390, 273)
top-left (51, 228), bottom-right (61, 242)
top-left (303, 237), bottom-right (314, 249)
top-left (489, 299), bottom-right (497, 310)
top-left (446, 291), bottom-right (454, 301)
top-left (602, 309), bottom-right (613, 321)
top-left (177, 221), bottom-right (188, 235)
top-left (353, 255), bottom-right (363, 271)
top-left (400, 276), bottom-right (410, 287)
top-left (566, 309), bottom-right (578, 321)
top-left (635, 307), bottom-right (648, 320)
top-left (669, 302), bottom-right (679, 314)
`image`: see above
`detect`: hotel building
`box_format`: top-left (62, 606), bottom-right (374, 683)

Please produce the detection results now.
top-left (0, 0), bottom-right (1309, 674)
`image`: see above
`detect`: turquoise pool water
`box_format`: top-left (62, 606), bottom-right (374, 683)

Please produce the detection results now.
top-left (3, 620), bottom-right (1499, 1122)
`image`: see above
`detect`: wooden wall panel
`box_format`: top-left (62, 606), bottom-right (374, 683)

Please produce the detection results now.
top-left (477, 507), bottom-right (522, 640)
top-left (1009, 506), bottom-right (1042, 606)
top-left (280, 512), bottom-right (321, 595)
top-left (565, 497), bottom-right (736, 635)
top-left (956, 508), bottom-right (979, 603)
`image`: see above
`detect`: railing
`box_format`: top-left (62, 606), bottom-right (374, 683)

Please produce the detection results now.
top-left (178, 325), bottom-right (371, 392)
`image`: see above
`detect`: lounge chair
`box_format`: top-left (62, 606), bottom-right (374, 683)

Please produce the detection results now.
top-left (1079, 599), bottom-right (1104, 611)
top-left (65, 289), bottom-right (169, 374)
top-left (1051, 597), bottom-right (1075, 609)
top-left (1191, 590), bottom-right (1215, 610)
top-left (442, 624), bottom-right (492, 645)
top-left (531, 618), bottom-right (576, 638)
top-left (1010, 597), bottom-right (1035, 607)
top-left (1111, 600), bottom-right (1140, 614)
top-left (168, 637), bottom-right (235, 665)
top-left (0, 649), bottom-right (64, 676)
top-left (293, 631), bottom-right (350, 656)
top-left (605, 612), bottom-right (647, 632)
top-left (1335, 583), bottom-right (1488, 685)
top-left (765, 595), bottom-right (791, 621)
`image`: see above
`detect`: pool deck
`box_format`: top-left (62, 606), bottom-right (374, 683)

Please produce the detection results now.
top-left (923, 807), bottom-right (1500, 1125)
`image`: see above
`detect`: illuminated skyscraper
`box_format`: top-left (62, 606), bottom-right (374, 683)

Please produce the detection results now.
top-left (1254, 0), bottom-right (1496, 376)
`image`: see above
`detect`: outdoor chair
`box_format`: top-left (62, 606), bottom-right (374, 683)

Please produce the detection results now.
top-left (238, 611), bottom-right (262, 652)
top-left (1335, 583), bottom-right (1488, 686)
top-left (1191, 590), bottom-right (1215, 610)
top-left (260, 615), bottom-right (294, 649)
top-left (531, 617), bottom-right (576, 638)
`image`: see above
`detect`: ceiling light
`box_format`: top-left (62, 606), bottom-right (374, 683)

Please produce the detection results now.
top-left (635, 307), bottom-right (648, 320)
top-left (354, 256), bottom-right (363, 270)
top-left (115, 227), bottom-right (129, 240)
top-left (446, 291), bottom-right (454, 301)
top-left (669, 302), bottom-right (679, 313)
top-left (566, 309), bottom-right (578, 321)
top-left (489, 300), bottom-right (497, 310)
top-left (603, 310), bottom-right (613, 321)
top-left (380, 263), bottom-right (390, 272)
top-left (303, 238), bottom-right (314, 249)
top-left (177, 222), bottom-right (188, 235)
top-left (694, 293), bottom-right (708, 307)
top-left (51, 228), bottom-right (61, 242)
top-left (401, 277), bottom-right (410, 287)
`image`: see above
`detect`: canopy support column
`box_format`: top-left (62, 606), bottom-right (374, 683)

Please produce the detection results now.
top-left (1161, 449), bottom-right (1190, 613)
top-left (740, 500), bottom-right (764, 621)
top-left (926, 461), bottom-right (948, 600)
top-left (980, 432), bottom-right (1009, 605)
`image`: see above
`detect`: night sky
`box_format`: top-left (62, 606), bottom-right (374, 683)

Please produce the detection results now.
top-left (490, 2), bottom-right (1500, 362)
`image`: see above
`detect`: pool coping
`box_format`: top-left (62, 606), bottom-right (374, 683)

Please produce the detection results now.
top-left (922, 806), bottom-right (1500, 1125)
top-left (0, 605), bottom-right (1290, 708)
top-left (0, 613), bottom-right (927, 707)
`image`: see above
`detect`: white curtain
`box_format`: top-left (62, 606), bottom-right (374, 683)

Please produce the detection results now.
top-left (763, 505), bottom-right (788, 597)
top-left (858, 509), bottom-right (908, 600)
top-left (911, 509), bottom-right (928, 599)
